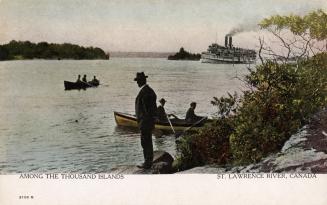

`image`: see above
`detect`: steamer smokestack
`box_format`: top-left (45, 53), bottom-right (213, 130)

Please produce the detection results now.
top-left (225, 35), bottom-right (228, 47)
top-left (229, 36), bottom-right (232, 48)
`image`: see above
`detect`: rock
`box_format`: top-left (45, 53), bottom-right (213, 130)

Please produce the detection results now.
top-left (178, 165), bottom-right (228, 174)
top-left (152, 162), bottom-right (171, 174)
top-left (153, 150), bottom-right (174, 165)
top-left (109, 150), bottom-right (174, 174)
top-left (109, 165), bottom-right (152, 174)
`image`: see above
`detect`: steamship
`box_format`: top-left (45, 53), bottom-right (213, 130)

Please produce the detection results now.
top-left (201, 35), bottom-right (256, 64)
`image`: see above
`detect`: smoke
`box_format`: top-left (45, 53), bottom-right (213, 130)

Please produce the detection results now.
top-left (228, 21), bottom-right (260, 36)
top-left (227, 2), bottom-right (327, 37)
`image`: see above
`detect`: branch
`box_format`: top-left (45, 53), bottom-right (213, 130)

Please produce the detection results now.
top-left (297, 34), bottom-right (312, 58)
top-left (268, 28), bottom-right (293, 60)
top-left (258, 37), bottom-right (264, 64)
top-left (261, 46), bottom-right (289, 63)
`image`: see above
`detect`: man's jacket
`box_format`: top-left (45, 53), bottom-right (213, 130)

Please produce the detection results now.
top-left (135, 85), bottom-right (157, 130)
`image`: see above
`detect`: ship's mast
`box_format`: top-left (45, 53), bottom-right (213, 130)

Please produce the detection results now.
top-left (215, 32), bottom-right (217, 44)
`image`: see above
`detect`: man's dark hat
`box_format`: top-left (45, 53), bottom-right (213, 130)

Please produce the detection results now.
top-left (190, 102), bottom-right (197, 106)
top-left (134, 72), bottom-right (148, 81)
top-left (159, 98), bottom-right (166, 103)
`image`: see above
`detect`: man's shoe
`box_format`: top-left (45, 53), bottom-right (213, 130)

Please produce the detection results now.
top-left (137, 163), bottom-right (152, 169)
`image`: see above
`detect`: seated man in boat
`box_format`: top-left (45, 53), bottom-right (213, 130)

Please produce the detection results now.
top-left (82, 74), bottom-right (87, 83)
top-left (90, 76), bottom-right (100, 85)
top-left (76, 75), bottom-right (82, 83)
top-left (185, 102), bottom-right (205, 123)
top-left (157, 98), bottom-right (178, 122)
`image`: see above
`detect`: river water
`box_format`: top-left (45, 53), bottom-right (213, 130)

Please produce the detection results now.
top-left (0, 58), bottom-right (250, 173)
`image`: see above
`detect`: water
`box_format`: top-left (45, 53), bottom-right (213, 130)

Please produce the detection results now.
top-left (0, 58), bottom-right (250, 173)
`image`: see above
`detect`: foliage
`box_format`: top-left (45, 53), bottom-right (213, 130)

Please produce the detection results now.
top-left (0, 45), bottom-right (9, 60)
top-left (168, 47), bottom-right (201, 60)
top-left (258, 10), bottom-right (327, 62)
top-left (177, 52), bottom-right (327, 168)
top-left (260, 9), bottom-right (327, 40)
top-left (230, 53), bottom-right (327, 163)
top-left (0, 40), bottom-right (109, 60)
top-left (176, 117), bottom-right (234, 170)
top-left (177, 93), bottom-right (239, 170)
top-left (176, 10), bottom-right (327, 169)
top-left (211, 92), bottom-right (239, 118)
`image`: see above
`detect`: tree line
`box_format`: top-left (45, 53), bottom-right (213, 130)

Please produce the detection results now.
top-left (0, 40), bottom-right (109, 60)
top-left (168, 47), bottom-right (201, 60)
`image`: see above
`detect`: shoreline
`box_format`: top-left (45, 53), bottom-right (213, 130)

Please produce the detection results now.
top-left (178, 107), bottom-right (327, 174)
top-left (108, 107), bottom-right (327, 174)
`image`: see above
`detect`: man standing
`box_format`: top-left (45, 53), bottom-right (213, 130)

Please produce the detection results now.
top-left (134, 72), bottom-right (157, 169)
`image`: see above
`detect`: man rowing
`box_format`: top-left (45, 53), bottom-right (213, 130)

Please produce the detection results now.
top-left (157, 98), bottom-right (179, 123)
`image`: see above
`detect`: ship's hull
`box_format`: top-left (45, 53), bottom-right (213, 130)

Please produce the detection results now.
top-left (201, 53), bottom-right (255, 64)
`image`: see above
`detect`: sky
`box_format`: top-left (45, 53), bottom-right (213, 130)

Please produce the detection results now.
top-left (0, 0), bottom-right (326, 52)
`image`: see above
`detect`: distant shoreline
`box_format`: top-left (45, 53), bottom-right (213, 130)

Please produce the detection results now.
top-left (110, 51), bottom-right (175, 58)
top-left (0, 40), bottom-right (109, 61)
top-left (0, 57), bottom-right (174, 61)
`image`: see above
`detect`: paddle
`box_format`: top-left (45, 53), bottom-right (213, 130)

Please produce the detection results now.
top-left (165, 113), bottom-right (175, 134)
top-left (174, 116), bottom-right (207, 138)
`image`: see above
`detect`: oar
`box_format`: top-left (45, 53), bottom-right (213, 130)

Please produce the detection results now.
top-left (80, 81), bottom-right (94, 87)
top-left (85, 81), bottom-right (102, 87)
top-left (174, 117), bottom-right (207, 138)
top-left (165, 113), bottom-right (175, 134)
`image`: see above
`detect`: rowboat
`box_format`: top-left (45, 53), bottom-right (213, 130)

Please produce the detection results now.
top-left (114, 111), bottom-right (207, 132)
top-left (64, 81), bottom-right (99, 90)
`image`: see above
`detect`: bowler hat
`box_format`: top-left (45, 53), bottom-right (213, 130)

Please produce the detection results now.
top-left (134, 72), bottom-right (148, 81)
top-left (159, 98), bottom-right (166, 103)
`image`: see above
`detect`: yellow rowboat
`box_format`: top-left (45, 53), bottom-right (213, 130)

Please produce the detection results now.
top-left (114, 111), bottom-right (207, 132)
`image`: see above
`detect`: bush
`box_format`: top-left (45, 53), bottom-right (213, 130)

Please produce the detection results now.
top-left (176, 117), bottom-right (234, 170)
top-left (231, 53), bottom-right (327, 164)
top-left (176, 52), bottom-right (327, 168)
top-left (176, 93), bottom-right (238, 170)
top-left (176, 10), bottom-right (327, 169)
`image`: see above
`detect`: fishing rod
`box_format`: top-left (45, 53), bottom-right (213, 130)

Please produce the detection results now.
top-left (174, 117), bottom-right (207, 138)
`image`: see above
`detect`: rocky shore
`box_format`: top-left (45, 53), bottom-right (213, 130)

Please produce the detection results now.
top-left (111, 108), bottom-right (327, 174)
top-left (110, 151), bottom-right (175, 174)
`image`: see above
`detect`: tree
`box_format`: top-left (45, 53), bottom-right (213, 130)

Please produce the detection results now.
top-left (229, 10), bottom-right (327, 163)
top-left (258, 9), bottom-right (327, 63)
top-left (176, 10), bottom-right (327, 167)
top-left (0, 41), bottom-right (109, 60)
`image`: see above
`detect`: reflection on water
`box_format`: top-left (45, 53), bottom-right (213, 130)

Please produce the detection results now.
top-left (0, 58), bottom-right (250, 173)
